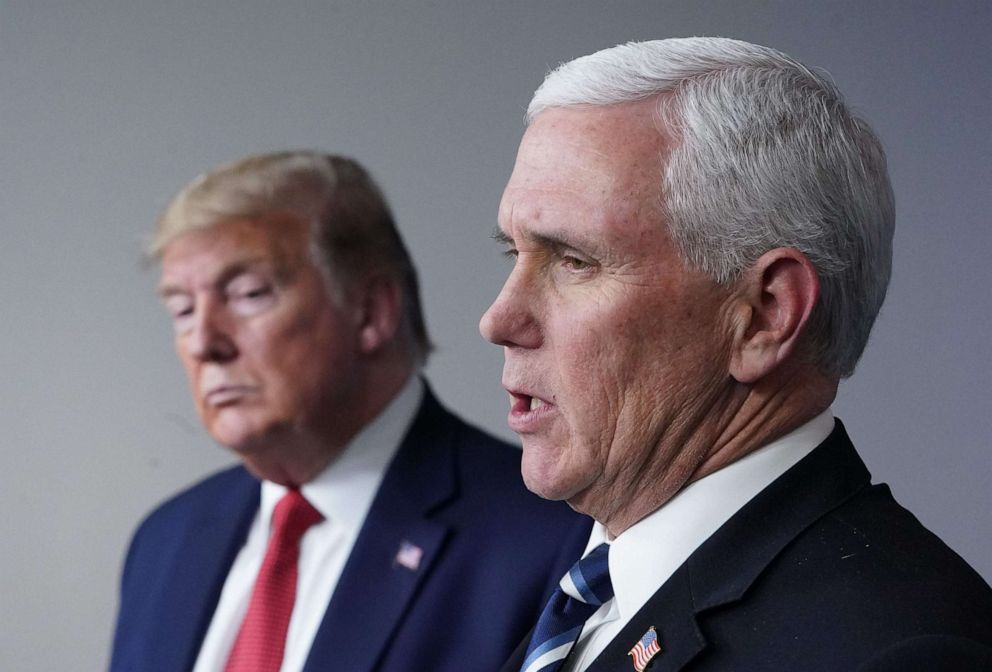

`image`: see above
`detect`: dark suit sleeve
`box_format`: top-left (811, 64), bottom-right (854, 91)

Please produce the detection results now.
top-left (856, 634), bottom-right (992, 671)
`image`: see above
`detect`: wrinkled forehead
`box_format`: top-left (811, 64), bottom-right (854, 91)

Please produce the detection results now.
top-left (499, 101), bottom-right (671, 237)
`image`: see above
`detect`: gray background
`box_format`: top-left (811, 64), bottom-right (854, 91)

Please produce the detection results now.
top-left (2, 1), bottom-right (989, 669)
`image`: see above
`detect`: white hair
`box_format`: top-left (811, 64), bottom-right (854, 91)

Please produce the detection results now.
top-left (529, 38), bottom-right (895, 378)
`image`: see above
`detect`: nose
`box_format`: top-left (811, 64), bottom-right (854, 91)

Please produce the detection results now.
top-left (183, 298), bottom-right (237, 363)
top-left (479, 271), bottom-right (541, 349)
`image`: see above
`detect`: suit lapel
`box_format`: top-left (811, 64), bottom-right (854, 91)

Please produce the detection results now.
top-left (586, 422), bottom-right (871, 671)
top-left (304, 386), bottom-right (456, 672)
top-left (500, 567), bottom-right (708, 672)
top-left (589, 569), bottom-right (705, 672)
top-left (158, 469), bottom-right (259, 671)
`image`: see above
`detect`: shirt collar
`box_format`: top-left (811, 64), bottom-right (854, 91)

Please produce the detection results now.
top-left (259, 375), bottom-right (424, 535)
top-left (585, 408), bottom-right (835, 622)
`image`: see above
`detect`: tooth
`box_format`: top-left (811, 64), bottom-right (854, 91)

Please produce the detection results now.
top-left (530, 397), bottom-right (545, 411)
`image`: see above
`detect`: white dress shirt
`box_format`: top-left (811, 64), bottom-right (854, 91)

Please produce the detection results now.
top-left (563, 409), bottom-right (835, 671)
top-left (192, 376), bottom-right (423, 672)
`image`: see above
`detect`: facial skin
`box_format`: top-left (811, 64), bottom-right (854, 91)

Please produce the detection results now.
top-left (480, 101), bottom-right (758, 535)
top-left (159, 215), bottom-right (376, 485)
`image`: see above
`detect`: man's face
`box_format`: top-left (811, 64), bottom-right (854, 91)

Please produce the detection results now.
top-left (480, 102), bottom-right (736, 524)
top-left (159, 215), bottom-right (364, 457)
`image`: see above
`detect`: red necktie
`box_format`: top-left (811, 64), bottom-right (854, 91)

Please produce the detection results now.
top-left (224, 489), bottom-right (323, 672)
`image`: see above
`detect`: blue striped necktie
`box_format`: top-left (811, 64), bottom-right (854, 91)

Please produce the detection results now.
top-left (519, 543), bottom-right (613, 672)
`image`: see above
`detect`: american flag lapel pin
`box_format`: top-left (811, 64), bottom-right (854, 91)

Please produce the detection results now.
top-left (394, 540), bottom-right (423, 571)
top-left (628, 626), bottom-right (661, 671)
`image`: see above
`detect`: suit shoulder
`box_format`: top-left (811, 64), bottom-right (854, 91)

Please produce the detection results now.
top-left (811, 483), bottom-right (989, 590)
top-left (128, 465), bottom-right (255, 546)
top-left (771, 483), bottom-right (992, 636)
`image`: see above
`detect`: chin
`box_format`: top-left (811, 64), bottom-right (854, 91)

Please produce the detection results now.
top-left (205, 408), bottom-right (279, 448)
top-left (207, 416), bottom-right (271, 455)
top-left (520, 448), bottom-right (580, 502)
top-left (213, 433), bottom-right (261, 457)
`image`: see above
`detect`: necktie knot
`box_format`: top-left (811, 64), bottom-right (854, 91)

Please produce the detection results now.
top-left (562, 541), bottom-right (612, 606)
top-left (272, 488), bottom-right (323, 540)
top-left (519, 543), bottom-right (613, 672)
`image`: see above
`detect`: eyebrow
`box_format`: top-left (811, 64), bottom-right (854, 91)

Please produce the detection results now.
top-left (491, 225), bottom-right (606, 261)
top-left (490, 227), bottom-right (512, 246)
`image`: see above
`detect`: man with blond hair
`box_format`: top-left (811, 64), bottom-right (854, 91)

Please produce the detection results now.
top-left (110, 151), bottom-right (588, 672)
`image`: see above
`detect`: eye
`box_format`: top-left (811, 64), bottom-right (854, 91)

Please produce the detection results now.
top-left (561, 255), bottom-right (590, 270)
top-left (238, 286), bottom-right (271, 300)
top-left (492, 229), bottom-right (517, 262)
top-left (163, 294), bottom-right (195, 332)
top-left (165, 297), bottom-right (192, 317)
top-left (557, 248), bottom-right (599, 276)
top-left (226, 274), bottom-right (276, 315)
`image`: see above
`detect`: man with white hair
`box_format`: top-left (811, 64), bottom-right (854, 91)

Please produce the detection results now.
top-left (110, 151), bottom-right (589, 672)
top-left (484, 38), bottom-right (992, 671)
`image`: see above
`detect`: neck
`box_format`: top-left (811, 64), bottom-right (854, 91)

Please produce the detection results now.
top-left (594, 365), bottom-right (836, 538)
top-left (241, 355), bottom-right (416, 486)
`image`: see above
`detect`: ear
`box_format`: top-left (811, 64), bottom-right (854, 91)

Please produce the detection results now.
top-left (355, 275), bottom-right (403, 355)
top-left (729, 248), bottom-right (819, 384)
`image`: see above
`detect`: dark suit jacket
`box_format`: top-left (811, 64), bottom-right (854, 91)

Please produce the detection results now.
top-left (501, 421), bottom-right (992, 672)
top-left (110, 386), bottom-right (590, 672)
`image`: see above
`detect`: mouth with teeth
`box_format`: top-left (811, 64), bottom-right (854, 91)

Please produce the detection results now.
top-left (511, 392), bottom-right (549, 411)
top-left (507, 391), bottom-right (554, 432)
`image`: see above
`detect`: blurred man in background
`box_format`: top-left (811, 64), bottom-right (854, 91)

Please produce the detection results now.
top-left (110, 151), bottom-right (588, 672)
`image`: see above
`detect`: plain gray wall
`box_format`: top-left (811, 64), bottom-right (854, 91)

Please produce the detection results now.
top-left (2, 1), bottom-right (989, 669)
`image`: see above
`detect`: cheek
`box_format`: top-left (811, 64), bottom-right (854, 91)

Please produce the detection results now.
top-left (566, 307), bottom-right (682, 439)
top-left (266, 318), bottom-right (352, 404)
top-left (552, 303), bottom-right (636, 403)
top-left (258, 343), bottom-right (322, 404)
top-left (554, 340), bottom-right (630, 468)
top-left (177, 355), bottom-right (206, 408)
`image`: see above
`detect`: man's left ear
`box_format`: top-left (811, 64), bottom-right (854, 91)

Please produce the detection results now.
top-left (729, 248), bottom-right (820, 384)
top-left (356, 275), bottom-right (403, 355)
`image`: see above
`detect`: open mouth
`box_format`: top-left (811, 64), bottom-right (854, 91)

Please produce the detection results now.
top-left (510, 392), bottom-right (550, 413)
